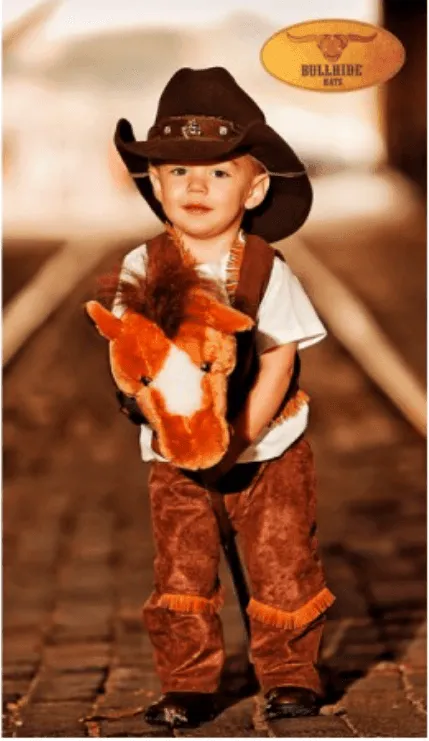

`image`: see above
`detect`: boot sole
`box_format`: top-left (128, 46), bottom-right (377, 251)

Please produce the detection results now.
top-left (265, 704), bottom-right (319, 720)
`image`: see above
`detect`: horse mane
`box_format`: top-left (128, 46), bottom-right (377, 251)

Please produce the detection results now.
top-left (98, 240), bottom-right (224, 338)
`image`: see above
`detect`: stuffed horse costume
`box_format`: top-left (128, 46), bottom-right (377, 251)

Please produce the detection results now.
top-left (86, 239), bottom-right (253, 470)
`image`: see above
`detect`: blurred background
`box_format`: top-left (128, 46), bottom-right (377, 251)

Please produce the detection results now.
top-left (3, 0), bottom-right (427, 736)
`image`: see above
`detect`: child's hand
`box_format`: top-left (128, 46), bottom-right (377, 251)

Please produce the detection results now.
top-left (201, 426), bottom-right (249, 488)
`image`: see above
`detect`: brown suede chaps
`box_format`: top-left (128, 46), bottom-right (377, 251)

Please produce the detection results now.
top-left (143, 437), bottom-right (335, 695)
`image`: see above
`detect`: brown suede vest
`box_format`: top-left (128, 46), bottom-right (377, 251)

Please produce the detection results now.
top-left (146, 231), bottom-right (300, 422)
top-left (225, 233), bottom-right (301, 422)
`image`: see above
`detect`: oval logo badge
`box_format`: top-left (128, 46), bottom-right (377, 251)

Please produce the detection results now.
top-left (261, 19), bottom-right (405, 92)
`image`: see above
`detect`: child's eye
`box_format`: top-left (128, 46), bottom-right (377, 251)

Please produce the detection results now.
top-left (170, 167), bottom-right (187, 176)
top-left (211, 169), bottom-right (230, 178)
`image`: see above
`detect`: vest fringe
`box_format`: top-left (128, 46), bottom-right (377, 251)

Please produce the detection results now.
top-left (248, 587), bottom-right (335, 629)
top-left (165, 223), bottom-right (246, 297)
top-left (158, 585), bottom-right (225, 615)
top-left (270, 389), bottom-right (310, 428)
top-left (165, 223), bottom-right (196, 266)
top-left (225, 237), bottom-right (246, 302)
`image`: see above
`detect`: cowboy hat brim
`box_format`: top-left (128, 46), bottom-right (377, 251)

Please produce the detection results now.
top-left (114, 118), bottom-right (312, 243)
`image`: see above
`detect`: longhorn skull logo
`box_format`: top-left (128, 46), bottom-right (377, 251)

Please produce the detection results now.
top-left (286, 31), bottom-right (377, 62)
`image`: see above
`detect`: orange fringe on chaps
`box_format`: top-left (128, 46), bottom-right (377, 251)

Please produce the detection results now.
top-left (157, 586), bottom-right (225, 614)
top-left (248, 586), bottom-right (335, 630)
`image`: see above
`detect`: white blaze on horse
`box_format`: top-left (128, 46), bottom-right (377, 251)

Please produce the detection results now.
top-left (85, 247), bottom-right (253, 470)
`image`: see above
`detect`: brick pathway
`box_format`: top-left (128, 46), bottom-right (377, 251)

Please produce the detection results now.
top-left (3, 223), bottom-right (426, 737)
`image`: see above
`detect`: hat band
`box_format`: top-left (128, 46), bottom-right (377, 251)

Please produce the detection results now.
top-left (148, 115), bottom-right (243, 142)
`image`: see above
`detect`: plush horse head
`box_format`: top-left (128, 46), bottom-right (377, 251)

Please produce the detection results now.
top-left (86, 246), bottom-right (253, 470)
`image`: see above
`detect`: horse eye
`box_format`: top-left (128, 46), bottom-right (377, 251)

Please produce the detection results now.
top-left (200, 362), bottom-right (212, 373)
top-left (140, 376), bottom-right (152, 386)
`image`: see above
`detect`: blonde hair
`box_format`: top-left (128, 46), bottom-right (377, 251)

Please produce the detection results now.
top-left (247, 155), bottom-right (268, 176)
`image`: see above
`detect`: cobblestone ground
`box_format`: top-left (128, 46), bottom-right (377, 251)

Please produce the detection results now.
top-left (3, 222), bottom-right (426, 737)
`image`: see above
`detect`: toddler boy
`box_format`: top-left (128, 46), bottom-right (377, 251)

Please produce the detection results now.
top-left (112, 66), bottom-right (335, 728)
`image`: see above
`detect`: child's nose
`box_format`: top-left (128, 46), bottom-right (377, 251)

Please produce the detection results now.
top-left (187, 171), bottom-right (208, 193)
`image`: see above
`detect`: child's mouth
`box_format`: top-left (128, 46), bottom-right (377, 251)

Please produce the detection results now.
top-left (183, 204), bottom-right (213, 215)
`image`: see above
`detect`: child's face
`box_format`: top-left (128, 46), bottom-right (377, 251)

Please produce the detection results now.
top-left (148, 155), bottom-right (269, 239)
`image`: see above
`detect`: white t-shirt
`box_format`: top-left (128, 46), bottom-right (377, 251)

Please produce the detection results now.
top-left (112, 242), bottom-right (326, 463)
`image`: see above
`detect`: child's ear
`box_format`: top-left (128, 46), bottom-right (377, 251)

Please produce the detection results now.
top-left (245, 172), bottom-right (270, 211)
top-left (148, 164), bottom-right (162, 202)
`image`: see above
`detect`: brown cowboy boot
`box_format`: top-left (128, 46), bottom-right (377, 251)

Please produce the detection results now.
top-left (264, 686), bottom-right (320, 719)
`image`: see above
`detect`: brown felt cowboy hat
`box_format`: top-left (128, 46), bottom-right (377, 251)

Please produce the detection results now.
top-left (114, 67), bottom-right (312, 243)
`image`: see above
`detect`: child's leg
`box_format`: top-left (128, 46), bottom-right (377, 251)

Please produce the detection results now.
top-left (232, 437), bottom-right (335, 696)
top-left (143, 461), bottom-right (225, 693)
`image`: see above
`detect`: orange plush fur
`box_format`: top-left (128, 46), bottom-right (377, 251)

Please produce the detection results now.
top-left (86, 245), bottom-right (253, 469)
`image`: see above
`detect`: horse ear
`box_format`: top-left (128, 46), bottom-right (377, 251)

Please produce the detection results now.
top-left (85, 300), bottom-right (123, 340)
top-left (190, 291), bottom-right (254, 334)
top-left (213, 303), bottom-right (254, 334)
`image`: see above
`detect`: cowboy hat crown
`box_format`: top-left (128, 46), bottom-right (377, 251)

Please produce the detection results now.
top-left (154, 66), bottom-right (265, 124)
